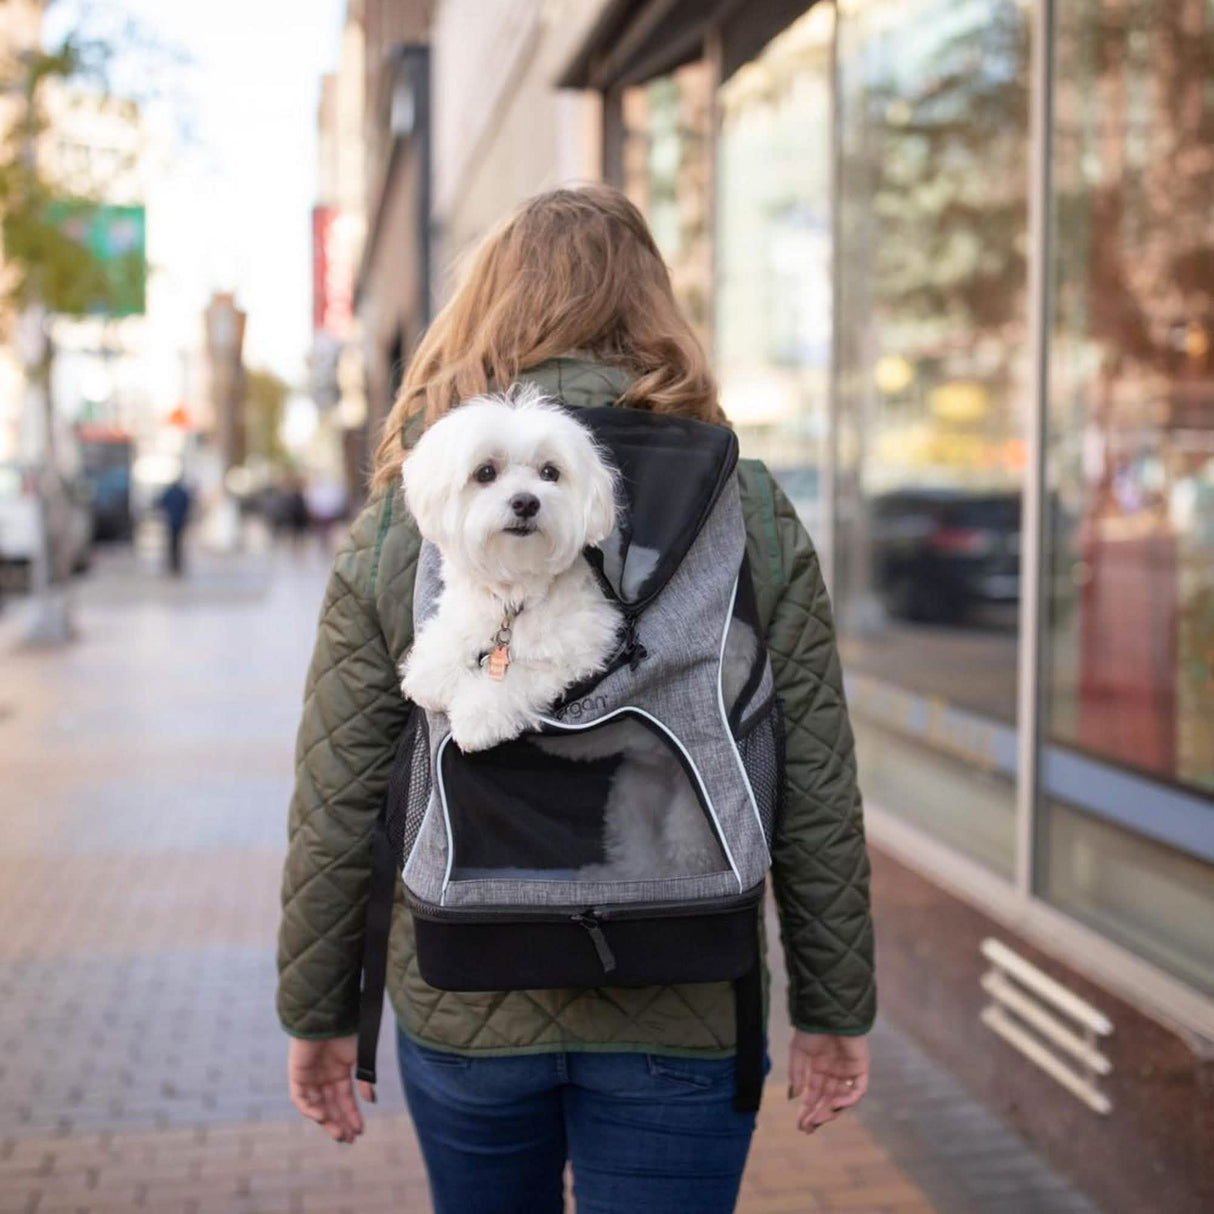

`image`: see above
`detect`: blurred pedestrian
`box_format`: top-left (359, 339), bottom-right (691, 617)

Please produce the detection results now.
top-left (157, 477), bottom-right (192, 577)
top-left (283, 477), bottom-right (310, 550)
top-left (304, 477), bottom-right (347, 552)
top-left (277, 186), bottom-right (875, 1214)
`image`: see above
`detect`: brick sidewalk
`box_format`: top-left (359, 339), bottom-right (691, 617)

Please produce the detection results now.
top-left (0, 1084), bottom-right (937, 1214)
top-left (0, 546), bottom-right (1094, 1214)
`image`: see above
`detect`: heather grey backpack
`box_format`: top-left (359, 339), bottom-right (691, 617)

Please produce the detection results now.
top-left (357, 407), bottom-right (785, 1111)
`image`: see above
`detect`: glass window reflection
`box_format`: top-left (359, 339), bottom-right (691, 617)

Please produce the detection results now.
top-left (716, 4), bottom-right (836, 542)
top-left (833, 0), bottom-right (1031, 875)
top-left (1044, 0), bottom-right (1214, 795)
top-left (622, 63), bottom-right (712, 346)
top-left (1039, 0), bottom-right (1214, 989)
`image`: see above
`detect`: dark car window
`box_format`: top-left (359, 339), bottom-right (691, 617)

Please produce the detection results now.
top-left (941, 496), bottom-right (1020, 529)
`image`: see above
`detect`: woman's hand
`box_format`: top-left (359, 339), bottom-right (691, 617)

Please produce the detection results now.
top-left (788, 1030), bottom-right (870, 1134)
top-left (287, 1035), bottom-right (374, 1144)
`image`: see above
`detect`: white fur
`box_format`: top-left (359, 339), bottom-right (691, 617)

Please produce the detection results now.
top-left (400, 387), bottom-right (621, 752)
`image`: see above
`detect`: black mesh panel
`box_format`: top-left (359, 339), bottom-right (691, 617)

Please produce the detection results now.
top-left (385, 710), bottom-right (431, 864)
top-left (736, 698), bottom-right (785, 848)
top-left (443, 738), bottom-right (619, 872)
top-left (438, 715), bottom-right (729, 882)
top-left (724, 557), bottom-right (767, 731)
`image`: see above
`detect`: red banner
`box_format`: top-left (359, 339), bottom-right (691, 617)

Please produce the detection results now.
top-left (312, 205), bottom-right (356, 336)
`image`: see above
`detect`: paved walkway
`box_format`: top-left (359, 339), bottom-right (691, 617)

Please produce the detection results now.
top-left (0, 541), bottom-right (1098, 1214)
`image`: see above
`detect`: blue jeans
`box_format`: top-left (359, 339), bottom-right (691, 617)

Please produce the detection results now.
top-left (397, 1029), bottom-right (757, 1214)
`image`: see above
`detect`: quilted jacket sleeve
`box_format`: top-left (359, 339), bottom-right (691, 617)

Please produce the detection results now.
top-left (276, 497), bottom-right (415, 1038)
top-left (763, 479), bottom-right (877, 1036)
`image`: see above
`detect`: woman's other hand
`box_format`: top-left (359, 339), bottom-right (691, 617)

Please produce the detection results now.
top-left (788, 1030), bottom-right (870, 1134)
top-left (287, 1035), bottom-right (374, 1143)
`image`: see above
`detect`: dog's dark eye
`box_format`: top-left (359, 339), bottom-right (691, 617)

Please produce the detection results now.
top-left (539, 463), bottom-right (560, 483)
top-left (473, 463), bottom-right (496, 484)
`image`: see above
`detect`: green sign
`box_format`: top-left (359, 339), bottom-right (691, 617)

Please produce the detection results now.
top-left (47, 202), bottom-right (147, 317)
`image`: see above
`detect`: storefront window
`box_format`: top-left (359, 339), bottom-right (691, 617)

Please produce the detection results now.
top-left (622, 62), bottom-right (712, 346)
top-left (833, 0), bottom-right (1031, 876)
top-left (1038, 0), bottom-right (1214, 991)
top-left (716, 4), bottom-right (835, 542)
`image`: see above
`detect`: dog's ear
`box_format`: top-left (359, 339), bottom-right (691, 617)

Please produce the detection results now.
top-left (583, 456), bottom-right (618, 547)
top-left (401, 439), bottom-right (453, 545)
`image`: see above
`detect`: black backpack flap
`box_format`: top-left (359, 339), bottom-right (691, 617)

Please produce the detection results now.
top-left (574, 407), bottom-right (739, 611)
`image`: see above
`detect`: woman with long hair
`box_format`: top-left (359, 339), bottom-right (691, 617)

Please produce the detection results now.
top-left (277, 184), bottom-right (875, 1214)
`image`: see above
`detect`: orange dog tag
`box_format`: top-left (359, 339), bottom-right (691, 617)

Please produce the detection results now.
top-left (486, 644), bottom-right (510, 681)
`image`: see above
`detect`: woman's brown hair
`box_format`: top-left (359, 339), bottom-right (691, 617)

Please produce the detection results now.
top-left (370, 183), bottom-right (726, 491)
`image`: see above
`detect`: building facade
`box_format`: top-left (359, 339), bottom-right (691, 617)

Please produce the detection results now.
top-left (347, 4), bottom-right (1214, 1208)
top-left (344, 0), bottom-right (435, 497)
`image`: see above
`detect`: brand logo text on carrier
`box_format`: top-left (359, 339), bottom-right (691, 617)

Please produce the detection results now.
top-left (556, 694), bottom-right (609, 721)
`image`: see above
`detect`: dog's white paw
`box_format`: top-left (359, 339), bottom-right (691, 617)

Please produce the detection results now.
top-left (401, 672), bottom-right (444, 713)
top-left (448, 705), bottom-right (530, 753)
top-left (400, 652), bottom-right (454, 712)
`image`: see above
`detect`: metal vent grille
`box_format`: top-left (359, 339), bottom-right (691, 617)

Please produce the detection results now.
top-left (979, 938), bottom-right (1114, 1115)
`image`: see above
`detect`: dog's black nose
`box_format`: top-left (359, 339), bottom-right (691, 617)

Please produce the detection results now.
top-left (510, 493), bottom-right (540, 519)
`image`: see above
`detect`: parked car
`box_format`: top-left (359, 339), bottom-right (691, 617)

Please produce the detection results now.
top-left (0, 462), bottom-right (93, 593)
top-left (870, 488), bottom-right (1021, 623)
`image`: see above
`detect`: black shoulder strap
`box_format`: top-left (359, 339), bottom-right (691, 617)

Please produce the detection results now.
top-left (356, 709), bottom-right (425, 1084)
top-left (356, 806), bottom-right (397, 1083)
top-left (733, 961), bottom-right (765, 1113)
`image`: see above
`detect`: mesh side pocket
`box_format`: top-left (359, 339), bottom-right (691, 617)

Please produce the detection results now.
top-left (736, 697), bottom-right (785, 849)
top-left (384, 709), bottom-right (431, 865)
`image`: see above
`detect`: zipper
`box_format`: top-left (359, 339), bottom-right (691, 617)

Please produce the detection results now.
top-left (407, 883), bottom-right (764, 925)
top-left (571, 910), bottom-right (617, 973)
top-left (550, 422), bottom-right (739, 709)
top-left (550, 608), bottom-right (646, 708)
top-left (618, 612), bottom-right (648, 671)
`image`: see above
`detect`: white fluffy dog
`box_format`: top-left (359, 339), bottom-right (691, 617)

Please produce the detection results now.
top-left (400, 387), bottom-right (621, 753)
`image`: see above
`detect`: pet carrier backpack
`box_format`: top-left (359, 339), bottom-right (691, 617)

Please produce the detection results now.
top-left (356, 407), bottom-right (785, 1111)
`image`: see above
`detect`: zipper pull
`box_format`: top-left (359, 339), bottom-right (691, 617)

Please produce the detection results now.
top-left (572, 910), bottom-right (617, 974)
top-left (621, 616), bottom-right (648, 671)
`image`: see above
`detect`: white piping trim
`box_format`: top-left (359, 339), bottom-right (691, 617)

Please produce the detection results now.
top-left (538, 705), bottom-right (744, 892)
top-left (435, 731), bottom-right (457, 903)
top-left (718, 573), bottom-right (772, 863)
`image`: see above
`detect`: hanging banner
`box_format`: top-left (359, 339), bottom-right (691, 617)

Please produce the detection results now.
top-left (312, 205), bottom-right (357, 336)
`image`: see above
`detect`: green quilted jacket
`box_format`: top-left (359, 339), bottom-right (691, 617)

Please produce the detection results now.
top-left (277, 356), bottom-right (876, 1055)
